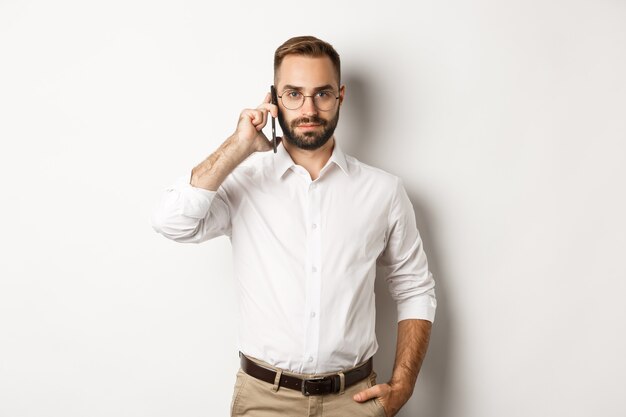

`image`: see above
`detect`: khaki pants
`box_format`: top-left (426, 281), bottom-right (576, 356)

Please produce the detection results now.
top-left (230, 356), bottom-right (387, 417)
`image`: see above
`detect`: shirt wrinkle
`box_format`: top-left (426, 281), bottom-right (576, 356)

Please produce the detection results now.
top-left (151, 139), bottom-right (436, 373)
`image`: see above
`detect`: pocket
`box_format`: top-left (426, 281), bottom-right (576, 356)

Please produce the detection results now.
top-left (230, 368), bottom-right (248, 417)
top-left (369, 371), bottom-right (378, 386)
top-left (373, 397), bottom-right (387, 417)
top-left (368, 371), bottom-right (387, 417)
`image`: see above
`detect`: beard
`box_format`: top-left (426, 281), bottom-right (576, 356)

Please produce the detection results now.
top-left (277, 109), bottom-right (340, 150)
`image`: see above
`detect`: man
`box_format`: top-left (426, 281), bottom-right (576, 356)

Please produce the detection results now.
top-left (151, 36), bottom-right (436, 417)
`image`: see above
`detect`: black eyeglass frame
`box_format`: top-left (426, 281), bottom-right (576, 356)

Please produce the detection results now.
top-left (277, 90), bottom-right (340, 111)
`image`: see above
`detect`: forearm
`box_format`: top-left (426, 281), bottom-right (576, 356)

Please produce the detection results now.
top-left (189, 92), bottom-right (278, 191)
top-left (353, 319), bottom-right (432, 416)
top-left (190, 133), bottom-right (250, 191)
top-left (389, 318), bottom-right (432, 396)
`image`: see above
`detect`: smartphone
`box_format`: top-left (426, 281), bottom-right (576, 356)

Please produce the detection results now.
top-left (270, 85), bottom-right (278, 153)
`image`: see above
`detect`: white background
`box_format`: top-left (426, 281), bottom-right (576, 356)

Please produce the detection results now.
top-left (1, 1), bottom-right (625, 416)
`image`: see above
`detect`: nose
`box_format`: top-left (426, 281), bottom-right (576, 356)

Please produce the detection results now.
top-left (300, 95), bottom-right (318, 116)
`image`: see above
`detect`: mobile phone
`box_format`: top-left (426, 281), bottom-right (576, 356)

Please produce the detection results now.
top-left (270, 85), bottom-right (278, 153)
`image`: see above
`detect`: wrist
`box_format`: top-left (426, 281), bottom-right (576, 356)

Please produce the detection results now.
top-left (388, 379), bottom-right (414, 399)
top-left (229, 132), bottom-right (255, 157)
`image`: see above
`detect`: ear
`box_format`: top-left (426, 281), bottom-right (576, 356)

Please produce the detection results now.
top-left (338, 84), bottom-right (346, 106)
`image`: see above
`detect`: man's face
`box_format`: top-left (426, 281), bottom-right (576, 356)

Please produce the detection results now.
top-left (275, 55), bottom-right (345, 150)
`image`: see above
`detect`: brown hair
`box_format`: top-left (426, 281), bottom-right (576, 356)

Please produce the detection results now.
top-left (274, 36), bottom-right (341, 85)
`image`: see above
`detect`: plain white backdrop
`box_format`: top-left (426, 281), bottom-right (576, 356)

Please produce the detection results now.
top-left (1, 1), bottom-right (625, 416)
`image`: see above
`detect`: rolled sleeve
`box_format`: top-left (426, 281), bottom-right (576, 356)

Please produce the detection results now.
top-left (377, 178), bottom-right (437, 323)
top-left (151, 172), bottom-right (232, 243)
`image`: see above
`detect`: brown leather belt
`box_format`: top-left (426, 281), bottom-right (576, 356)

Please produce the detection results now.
top-left (239, 352), bottom-right (373, 396)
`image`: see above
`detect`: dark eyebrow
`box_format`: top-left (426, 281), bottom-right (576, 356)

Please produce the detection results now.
top-left (282, 84), bottom-right (337, 92)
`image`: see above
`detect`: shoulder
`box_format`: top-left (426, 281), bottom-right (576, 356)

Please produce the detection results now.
top-left (344, 153), bottom-right (401, 189)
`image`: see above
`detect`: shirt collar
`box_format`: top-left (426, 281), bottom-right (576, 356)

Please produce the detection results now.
top-left (273, 142), bottom-right (295, 179)
top-left (273, 139), bottom-right (349, 179)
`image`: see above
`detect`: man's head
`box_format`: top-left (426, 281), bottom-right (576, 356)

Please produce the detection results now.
top-left (273, 36), bottom-right (345, 150)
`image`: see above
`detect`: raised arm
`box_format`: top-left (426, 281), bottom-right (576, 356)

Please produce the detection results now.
top-left (191, 92), bottom-right (280, 191)
top-left (151, 93), bottom-right (280, 243)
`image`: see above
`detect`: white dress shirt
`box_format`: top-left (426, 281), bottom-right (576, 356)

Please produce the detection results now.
top-left (151, 140), bottom-right (436, 373)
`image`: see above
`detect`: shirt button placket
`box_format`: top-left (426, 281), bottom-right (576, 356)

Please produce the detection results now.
top-left (303, 180), bottom-right (321, 372)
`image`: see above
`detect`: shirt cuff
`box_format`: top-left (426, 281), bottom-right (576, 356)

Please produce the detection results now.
top-left (169, 174), bottom-right (218, 219)
top-left (396, 293), bottom-right (437, 323)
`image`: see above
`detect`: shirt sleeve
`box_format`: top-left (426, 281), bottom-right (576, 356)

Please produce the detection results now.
top-left (377, 177), bottom-right (437, 323)
top-left (150, 171), bottom-right (232, 243)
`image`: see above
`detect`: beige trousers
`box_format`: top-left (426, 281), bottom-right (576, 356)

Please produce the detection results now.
top-left (230, 356), bottom-right (387, 417)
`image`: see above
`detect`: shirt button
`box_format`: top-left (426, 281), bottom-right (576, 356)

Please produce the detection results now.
top-left (308, 356), bottom-right (314, 362)
top-left (312, 266), bottom-right (317, 272)
top-left (310, 312), bottom-right (316, 318)
top-left (312, 223), bottom-right (317, 229)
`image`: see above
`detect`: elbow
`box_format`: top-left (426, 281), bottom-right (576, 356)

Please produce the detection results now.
top-left (150, 209), bottom-right (176, 239)
top-left (150, 209), bottom-right (202, 243)
top-left (150, 209), bottom-right (165, 235)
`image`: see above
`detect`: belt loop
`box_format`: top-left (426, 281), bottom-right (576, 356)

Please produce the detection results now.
top-left (272, 368), bottom-right (283, 392)
top-left (338, 371), bottom-right (345, 395)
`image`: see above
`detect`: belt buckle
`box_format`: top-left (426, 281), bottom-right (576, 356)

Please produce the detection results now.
top-left (301, 376), bottom-right (333, 396)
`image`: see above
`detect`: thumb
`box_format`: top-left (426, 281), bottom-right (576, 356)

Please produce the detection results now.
top-left (353, 385), bottom-right (380, 402)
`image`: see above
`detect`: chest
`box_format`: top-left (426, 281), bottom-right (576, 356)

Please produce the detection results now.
top-left (230, 175), bottom-right (390, 261)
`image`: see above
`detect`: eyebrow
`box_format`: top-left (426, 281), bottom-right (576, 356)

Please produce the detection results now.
top-left (281, 84), bottom-right (337, 92)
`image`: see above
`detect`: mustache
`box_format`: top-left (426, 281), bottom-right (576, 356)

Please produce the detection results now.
top-left (291, 116), bottom-right (327, 127)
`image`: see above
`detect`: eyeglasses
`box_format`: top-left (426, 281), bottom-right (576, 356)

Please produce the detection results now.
top-left (278, 90), bottom-right (340, 111)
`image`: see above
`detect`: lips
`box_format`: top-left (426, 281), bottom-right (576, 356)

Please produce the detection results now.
top-left (295, 118), bottom-right (324, 127)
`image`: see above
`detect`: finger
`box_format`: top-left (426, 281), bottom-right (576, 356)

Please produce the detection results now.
top-left (254, 101), bottom-right (271, 128)
top-left (242, 109), bottom-right (265, 129)
top-left (257, 92), bottom-right (271, 122)
top-left (353, 385), bottom-right (383, 402)
top-left (256, 102), bottom-right (279, 118)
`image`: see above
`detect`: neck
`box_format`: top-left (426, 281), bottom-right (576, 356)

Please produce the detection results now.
top-left (283, 136), bottom-right (335, 181)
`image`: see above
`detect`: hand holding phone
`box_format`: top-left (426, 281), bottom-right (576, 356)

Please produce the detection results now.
top-left (270, 85), bottom-right (278, 153)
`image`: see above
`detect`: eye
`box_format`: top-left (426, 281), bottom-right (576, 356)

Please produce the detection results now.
top-left (286, 90), bottom-right (301, 98)
top-left (316, 91), bottom-right (332, 98)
